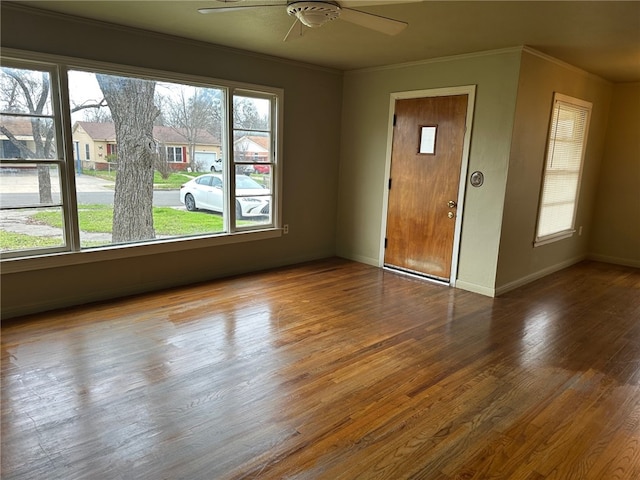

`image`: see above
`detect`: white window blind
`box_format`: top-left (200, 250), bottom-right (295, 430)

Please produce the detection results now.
top-left (535, 93), bottom-right (592, 246)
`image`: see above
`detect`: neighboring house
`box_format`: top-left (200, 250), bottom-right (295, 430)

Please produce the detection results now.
top-left (234, 135), bottom-right (270, 162)
top-left (0, 117), bottom-right (41, 160)
top-left (72, 121), bottom-right (221, 171)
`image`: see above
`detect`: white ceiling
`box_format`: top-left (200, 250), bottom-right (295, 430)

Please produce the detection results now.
top-left (11, 0), bottom-right (640, 82)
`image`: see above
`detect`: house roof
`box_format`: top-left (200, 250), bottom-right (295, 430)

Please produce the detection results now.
top-left (0, 117), bottom-right (43, 138)
top-left (75, 121), bottom-right (220, 146)
top-left (75, 121), bottom-right (114, 141)
top-left (246, 136), bottom-right (270, 150)
top-left (236, 135), bottom-right (270, 152)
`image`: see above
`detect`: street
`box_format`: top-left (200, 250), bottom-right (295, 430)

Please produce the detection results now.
top-left (0, 172), bottom-right (183, 208)
top-left (1, 172), bottom-right (187, 245)
top-left (1, 190), bottom-right (182, 208)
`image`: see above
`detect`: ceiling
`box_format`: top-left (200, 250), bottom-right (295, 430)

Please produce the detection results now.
top-left (10, 0), bottom-right (640, 82)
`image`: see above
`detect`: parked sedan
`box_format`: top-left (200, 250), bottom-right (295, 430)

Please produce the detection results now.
top-left (179, 174), bottom-right (270, 219)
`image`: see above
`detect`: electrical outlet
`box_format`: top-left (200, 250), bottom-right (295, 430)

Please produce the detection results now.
top-left (283, 224), bottom-right (289, 234)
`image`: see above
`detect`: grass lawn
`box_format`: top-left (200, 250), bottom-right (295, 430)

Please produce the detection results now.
top-left (83, 170), bottom-right (200, 189)
top-left (0, 230), bottom-right (109, 251)
top-left (0, 230), bottom-right (63, 251)
top-left (34, 204), bottom-right (225, 236)
top-left (83, 169), bottom-right (270, 189)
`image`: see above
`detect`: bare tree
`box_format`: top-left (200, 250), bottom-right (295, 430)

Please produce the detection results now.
top-left (96, 74), bottom-right (159, 243)
top-left (82, 105), bottom-right (112, 123)
top-left (165, 87), bottom-right (213, 171)
top-left (153, 142), bottom-right (172, 179)
top-left (233, 97), bottom-right (268, 130)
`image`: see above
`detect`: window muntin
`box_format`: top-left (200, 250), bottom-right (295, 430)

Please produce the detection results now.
top-left (0, 63), bottom-right (70, 258)
top-left (1, 54), bottom-right (281, 260)
top-left (231, 94), bottom-right (273, 226)
top-left (535, 93), bottom-right (592, 246)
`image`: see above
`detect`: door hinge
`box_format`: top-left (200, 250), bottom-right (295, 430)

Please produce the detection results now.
top-left (384, 238), bottom-right (388, 249)
top-left (388, 178), bottom-right (392, 190)
top-left (393, 114), bottom-right (397, 126)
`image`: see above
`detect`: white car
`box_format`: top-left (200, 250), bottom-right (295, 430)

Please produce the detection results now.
top-left (179, 174), bottom-right (270, 219)
top-left (192, 152), bottom-right (221, 172)
top-left (209, 158), bottom-right (222, 172)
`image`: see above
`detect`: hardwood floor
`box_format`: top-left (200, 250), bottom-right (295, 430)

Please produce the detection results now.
top-left (2, 258), bottom-right (639, 479)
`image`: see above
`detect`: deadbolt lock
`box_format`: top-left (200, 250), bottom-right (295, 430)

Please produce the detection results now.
top-left (447, 211), bottom-right (455, 219)
top-left (448, 200), bottom-right (457, 208)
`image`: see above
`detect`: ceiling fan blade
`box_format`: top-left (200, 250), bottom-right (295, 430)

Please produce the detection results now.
top-left (339, 7), bottom-right (407, 35)
top-left (198, 4), bottom-right (283, 14)
top-left (283, 18), bottom-right (306, 42)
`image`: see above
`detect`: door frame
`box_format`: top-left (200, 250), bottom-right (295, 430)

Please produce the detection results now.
top-left (379, 85), bottom-right (476, 286)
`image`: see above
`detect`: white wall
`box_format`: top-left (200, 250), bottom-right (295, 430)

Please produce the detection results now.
top-left (336, 50), bottom-right (522, 295)
top-left (589, 82), bottom-right (640, 267)
top-left (496, 50), bottom-right (613, 291)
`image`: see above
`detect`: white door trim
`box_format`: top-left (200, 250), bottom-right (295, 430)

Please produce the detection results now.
top-left (379, 85), bottom-right (477, 286)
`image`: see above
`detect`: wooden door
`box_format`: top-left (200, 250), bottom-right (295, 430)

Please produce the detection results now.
top-left (384, 95), bottom-right (468, 281)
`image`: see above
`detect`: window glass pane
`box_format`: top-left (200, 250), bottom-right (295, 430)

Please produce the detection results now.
top-left (68, 70), bottom-right (228, 248)
top-left (537, 203), bottom-right (576, 237)
top-left (0, 116), bottom-right (57, 160)
top-left (0, 163), bottom-right (62, 207)
top-left (535, 94), bottom-right (591, 245)
top-left (235, 173), bottom-right (271, 225)
top-left (0, 67), bottom-right (54, 116)
top-left (234, 130), bottom-right (271, 164)
top-left (233, 96), bottom-right (270, 130)
top-left (540, 173), bottom-right (579, 204)
top-left (0, 206), bottom-right (66, 252)
top-left (1, 66), bottom-right (59, 163)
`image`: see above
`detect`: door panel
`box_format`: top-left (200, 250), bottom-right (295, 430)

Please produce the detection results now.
top-left (384, 95), bottom-right (468, 281)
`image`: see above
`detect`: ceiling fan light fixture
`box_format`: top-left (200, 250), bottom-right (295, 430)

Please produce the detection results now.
top-left (287, 1), bottom-right (340, 28)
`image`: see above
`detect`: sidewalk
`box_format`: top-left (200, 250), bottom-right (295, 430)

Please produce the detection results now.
top-left (1, 172), bottom-right (115, 244)
top-left (0, 171), bottom-right (114, 193)
top-left (1, 210), bottom-right (113, 243)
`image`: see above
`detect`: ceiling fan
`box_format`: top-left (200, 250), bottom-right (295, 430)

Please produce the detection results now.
top-left (198, 0), bottom-right (408, 41)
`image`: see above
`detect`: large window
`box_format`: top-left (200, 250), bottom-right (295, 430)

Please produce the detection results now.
top-left (0, 52), bottom-right (281, 261)
top-left (535, 93), bottom-right (592, 246)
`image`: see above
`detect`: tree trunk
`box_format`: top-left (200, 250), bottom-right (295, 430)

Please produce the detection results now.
top-left (37, 165), bottom-right (52, 203)
top-left (96, 74), bottom-right (158, 243)
top-left (32, 117), bottom-right (54, 203)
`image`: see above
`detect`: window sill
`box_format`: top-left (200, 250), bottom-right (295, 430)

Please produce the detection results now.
top-left (1, 228), bottom-right (282, 274)
top-left (533, 230), bottom-right (575, 247)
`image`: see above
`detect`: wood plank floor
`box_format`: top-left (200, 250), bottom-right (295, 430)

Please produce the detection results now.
top-left (2, 258), bottom-right (640, 480)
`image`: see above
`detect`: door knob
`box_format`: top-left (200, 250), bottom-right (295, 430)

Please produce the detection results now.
top-left (447, 211), bottom-right (455, 219)
top-left (448, 200), bottom-right (457, 208)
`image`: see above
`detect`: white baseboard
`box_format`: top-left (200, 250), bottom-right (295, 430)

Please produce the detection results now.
top-left (337, 251), bottom-right (379, 267)
top-left (454, 280), bottom-right (496, 297)
top-left (587, 254), bottom-right (640, 269)
top-left (494, 255), bottom-right (587, 296)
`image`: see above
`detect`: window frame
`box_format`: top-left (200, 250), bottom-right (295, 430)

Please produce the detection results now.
top-left (1, 48), bottom-right (283, 274)
top-left (166, 145), bottom-right (184, 163)
top-left (534, 92), bottom-right (592, 247)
